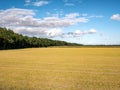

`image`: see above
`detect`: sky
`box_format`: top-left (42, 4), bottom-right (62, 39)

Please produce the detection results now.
top-left (0, 0), bottom-right (120, 45)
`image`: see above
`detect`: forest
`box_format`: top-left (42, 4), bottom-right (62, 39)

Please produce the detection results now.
top-left (0, 27), bottom-right (81, 50)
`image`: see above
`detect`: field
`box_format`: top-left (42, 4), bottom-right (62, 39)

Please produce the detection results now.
top-left (0, 48), bottom-right (120, 90)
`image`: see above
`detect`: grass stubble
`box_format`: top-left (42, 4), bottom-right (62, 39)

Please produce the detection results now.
top-left (0, 48), bottom-right (120, 90)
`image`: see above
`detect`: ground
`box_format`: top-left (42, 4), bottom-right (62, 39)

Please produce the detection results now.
top-left (0, 48), bottom-right (120, 90)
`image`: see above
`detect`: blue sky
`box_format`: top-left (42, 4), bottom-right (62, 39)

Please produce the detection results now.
top-left (0, 0), bottom-right (120, 45)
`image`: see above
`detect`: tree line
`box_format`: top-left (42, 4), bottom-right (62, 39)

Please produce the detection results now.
top-left (0, 27), bottom-right (82, 50)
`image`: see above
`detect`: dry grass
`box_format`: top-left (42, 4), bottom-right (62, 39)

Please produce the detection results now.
top-left (0, 48), bottom-right (120, 90)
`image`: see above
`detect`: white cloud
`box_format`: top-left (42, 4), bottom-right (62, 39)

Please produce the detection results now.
top-left (63, 0), bottom-right (68, 2)
top-left (63, 0), bottom-right (82, 6)
top-left (61, 29), bottom-right (97, 38)
top-left (111, 14), bottom-right (120, 21)
top-left (0, 8), bottom-right (35, 27)
top-left (88, 29), bottom-right (97, 33)
top-left (25, 0), bottom-right (31, 6)
top-left (82, 14), bottom-right (88, 17)
top-left (25, 0), bottom-right (49, 7)
top-left (46, 9), bottom-right (64, 17)
top-left (64, 3), bottom-right (74, 6)
top-left (0, 8), bottom-right (90, 38)
top-left (44, 28), bottom-right (62, 37)
top-left (89, 15), bottom-right (103, 18)
top-left (65, 13), bottom-right (79, 18)
top-left (33, 1), bottom-right (49, 6)
top-left (14, 27), bottom-right (62, 38)
top-left (25, 0), bottom-right (31, 3)
top-left (74, 30), bottom-right (82, 35)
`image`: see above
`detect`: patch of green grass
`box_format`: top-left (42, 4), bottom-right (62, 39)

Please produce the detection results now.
top-left (0, 48), bottom-right (120, 90)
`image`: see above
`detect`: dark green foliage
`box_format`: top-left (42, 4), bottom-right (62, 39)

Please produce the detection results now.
top-left (0, 27), bottom-right (82, 49)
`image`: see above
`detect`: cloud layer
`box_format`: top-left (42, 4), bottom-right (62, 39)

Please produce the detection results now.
top-left (0, 8), bottom-right (97, 38)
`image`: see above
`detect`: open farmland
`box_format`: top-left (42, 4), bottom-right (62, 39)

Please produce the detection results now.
top-left (0, 48), bottom-right (120, 90)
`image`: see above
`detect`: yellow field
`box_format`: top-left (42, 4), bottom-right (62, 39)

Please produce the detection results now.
top-left (0, 48), bottom-right (120, 90)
